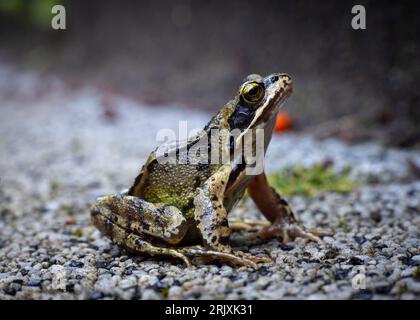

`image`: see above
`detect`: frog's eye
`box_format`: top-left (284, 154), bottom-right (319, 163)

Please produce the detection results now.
top-left (241, 82), bottom-right (265, 105)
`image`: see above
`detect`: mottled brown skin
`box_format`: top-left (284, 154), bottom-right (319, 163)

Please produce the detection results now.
top-left (91, 73), bottom-right (332, 268)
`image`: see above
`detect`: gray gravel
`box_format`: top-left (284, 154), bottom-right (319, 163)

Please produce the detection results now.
top-left (0, 68), bottom-right (419, 300)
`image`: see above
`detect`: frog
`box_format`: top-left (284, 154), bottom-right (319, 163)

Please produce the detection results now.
top-left (90, 73), bottom-right (333, 268)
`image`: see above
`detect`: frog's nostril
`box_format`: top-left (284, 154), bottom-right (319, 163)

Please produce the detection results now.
top-left (270, 75), bottom-right (279, 83)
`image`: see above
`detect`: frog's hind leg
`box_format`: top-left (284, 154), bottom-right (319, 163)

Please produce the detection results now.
top-left (91, 194), bottom-right (192, 266)
top-left (92, 211), bottom-right (192, 266)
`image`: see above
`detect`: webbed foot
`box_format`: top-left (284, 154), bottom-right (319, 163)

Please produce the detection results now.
top-left (249, 222), bottom-right (334, 244)
top-left (179, 246), bottom-right (271, 269)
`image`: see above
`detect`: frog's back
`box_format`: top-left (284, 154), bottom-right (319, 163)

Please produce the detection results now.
top-left (128, 151), bottom-right (219, 211)
top-left (128, 102), bottom-right (233, 210)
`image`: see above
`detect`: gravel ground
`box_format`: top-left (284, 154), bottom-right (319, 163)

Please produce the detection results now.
top-left (0, 70), bottom-right (419, 300)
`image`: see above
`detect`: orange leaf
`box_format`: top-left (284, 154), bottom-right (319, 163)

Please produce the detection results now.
top-left (274, 112), bottom-right (292, 134)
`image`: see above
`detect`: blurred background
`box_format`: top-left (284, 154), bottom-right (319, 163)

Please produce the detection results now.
top-left (1, 1), bottom-right (420, 301)
top-left (0, 0), bottom-right (419, 147)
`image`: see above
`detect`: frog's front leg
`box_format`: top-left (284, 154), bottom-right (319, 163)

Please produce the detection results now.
top-left (90, 194), bottom-right (193, 266)
top-left (192, 165), bottom-right (271, 268)
top-left (247, 173), bottom-right (334, 243)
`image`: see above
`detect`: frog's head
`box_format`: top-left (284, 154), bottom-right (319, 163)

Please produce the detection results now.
top-left (228, 73), bottom-right (293, 134)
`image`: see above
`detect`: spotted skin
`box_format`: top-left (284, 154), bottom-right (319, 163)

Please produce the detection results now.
top-left (91, 73), bottom-right (332, 268)
top-left (91, 194), bottom-right (189, 245)
top-left (193, 165), bottom-right (232, 252)
top-left (91, 208), bottom-right (193, 266)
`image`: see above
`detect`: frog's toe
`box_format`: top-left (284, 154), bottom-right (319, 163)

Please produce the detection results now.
top-left (287, 225), bottom-right (323, 244)
top-left (235, 258), bottom-right (259, 269)
top-left (216, 251), bottom-right (270, 269)
top-left (180, 247), bottom-right (260, 269)
top-left (250, 223), bottom-right (333, 244)
top-left (285, 225), bottom-right (335, 244)
top-left (193, 256), bottom-right (259, 269)
top-left (171, 251), bottom-right (193, 268)
top-left (307, 228), bottom-right (335, 237)
top-left (234, 250), bottom-right (272, 264)
top-left (229, 218), bottom-right (270, 231)
top-left (247, 256), bottom-right (272, 264)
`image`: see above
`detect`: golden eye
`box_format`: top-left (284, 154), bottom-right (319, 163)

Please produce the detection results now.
top-left (241, 82), bottom-right (264, 105)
